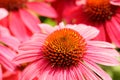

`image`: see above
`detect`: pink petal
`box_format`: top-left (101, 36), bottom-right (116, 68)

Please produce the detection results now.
top-left (20, 63), bottom-right (39, 80)
top-left (106, 17), bottom-right (120, 47)
top-left (0, 26), bottom-right (11, 36)
top-left (13, 51), bottom-right (41, 64)
top-left (26, 2), bottom-right (57, 18)
top-left (0, 54), bottom-right (15, 71)
top-left (1, 36), bottom-right (20, 51)
top-left (79, 63), bottom-right (99, 80)
top-left (13, 33), bottom-right (47, 64)
top-left (38, 71), bottom-right (50, 80)
top-left (0, 8), bottom-right (8, 20)
top-left (0, 26), bottom-right (20, 51)
top-left (72, 67), bottom-right (85, 80)
top-left (84, 52), bottom-right (120, 66)
top-left (9, 12), bottom-right (29, 41)
top-left (67, 69), bottom-right (78, 80)
top-left (84, 59), bottom-right (112, 80)
top-left (20, 59), bottom-right (49, 80)
top-left (94, 24), bottom-right (106, 41)
top-left (87, 41), bottom-right (115, 48)
top-left (19, 42), bottom-right (42, 50)
top-left (67, 24), bottom-right (99, 40)
top-left (38, 24), bottom-right (54, 34)
top-left (86, 46), bottom-right (120, 57)
top-left (79, 26), bottom-right (99, 40)
top-left (53, 22), bottom-right (65, 30)
top-left (52, 70), bottom-right (65, 80)
top-left (66, 24), bottom-right (88, 32)
top-left (19, 9), bottom-right (41, 33)
top-left (0, 46), bottom-right (16, 59)
top-left (19, 33), bottom-right (46, 50)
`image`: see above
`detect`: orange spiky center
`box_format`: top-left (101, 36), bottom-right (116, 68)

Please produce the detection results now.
top-left (84, 0), bottom-right (117, 23)
top-left (0, 0), bottom-right (28, 11)
top-left (42, 28), bottom-right (86, 68)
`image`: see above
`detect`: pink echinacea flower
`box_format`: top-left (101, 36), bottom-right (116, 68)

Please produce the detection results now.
top-left (0, 0), bottom-right (57, 41)
top-left (14, 23), bottom-right (120, 80)
top-left (64, 0), bottom-right (120, 47)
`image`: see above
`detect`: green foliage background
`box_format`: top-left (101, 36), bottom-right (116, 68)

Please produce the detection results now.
top-left (101, 66), bottom-right (120, 80)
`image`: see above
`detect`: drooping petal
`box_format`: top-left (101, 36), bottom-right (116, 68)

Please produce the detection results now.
top-left (72, 67), bottom-right (85, 80)
top-left (86, 46), bottom-right (120, 57)
top-left (19, 42), bottom-right (42, 50)
top-left (20, 59), bottom-right (49, 80)
top-left (84, 52), bottom-right (119, 66)
top-left (9, 12), bottom-right (29, 41)
top-left (0, 8), bottom-right (8, 20)
top-left (0, 26), bottom-right (20, 51)
top-left (13, 33), bottom-right (46, 64)
top-left (0, 26), bottom-right (11, 37)
top-left (13, 50), bottom-right (42, 64)
top-left (19, 33), bottom-right (47, 50)
top-left (52, 69), bottom-right (65, 80)
top-left (84, 58), bottom-right (112, 80)
top-left (26, 2), bottom-right (57, 18)
top-left (0, 36), bottom-right (20, 51)
top-left (0, 54), bottom-right (15, 71)
top-left (78, 63), bottom-right (100, 80)
top-left (0, 46), bottom-right (16, 59)
top-left (29, 33), bottom-right (47, 43)
top-left (19, 9), bottom-right (41, 33)
top-left (106, 17), bottom-right (120, 47)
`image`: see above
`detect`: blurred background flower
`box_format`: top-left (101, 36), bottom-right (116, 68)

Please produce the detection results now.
top-left (0, 0), bottom-right (57, 42)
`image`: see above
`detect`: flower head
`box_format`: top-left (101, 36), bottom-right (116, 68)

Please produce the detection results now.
top-left (84, 0), bottom-right (116, 22)
top-left (42, 28), bottom-right (86, 68)
top-left (0, 0), bottom-right (57, 41)
top-left (14, 23), bottom-right (120, 80)
top-left (64, 0), bottom-right (120, 47)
